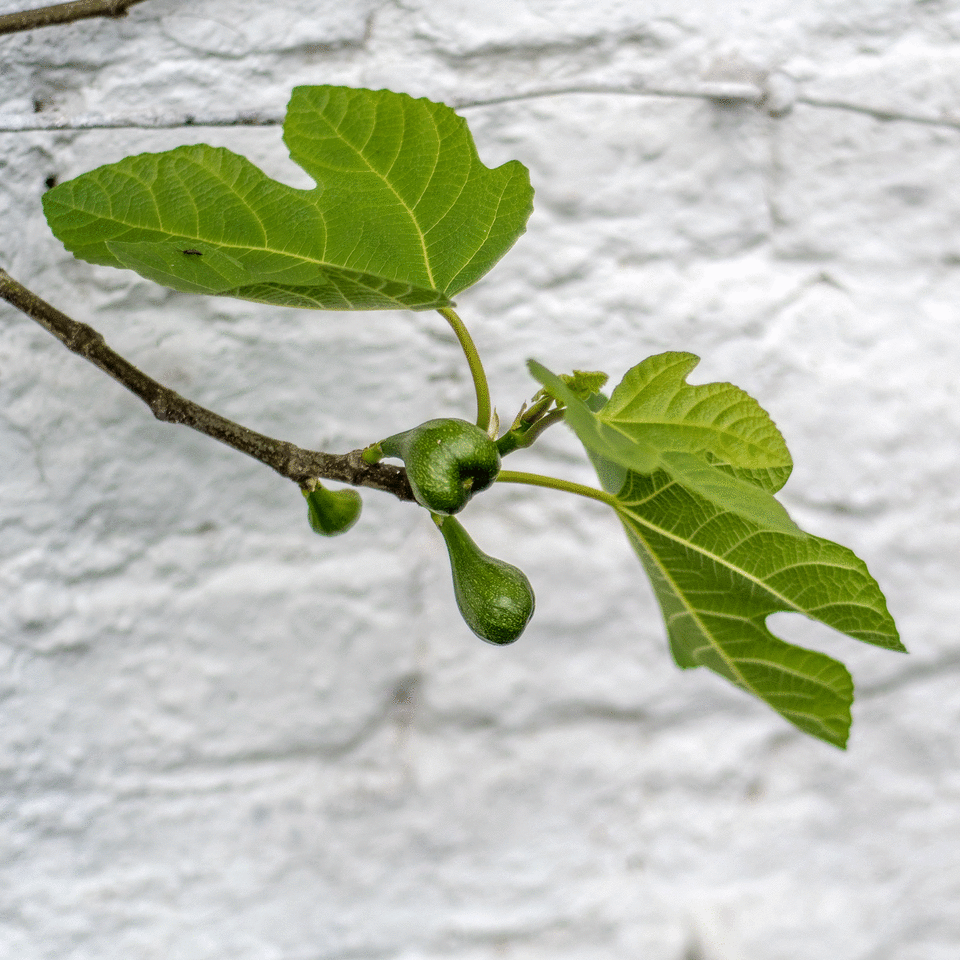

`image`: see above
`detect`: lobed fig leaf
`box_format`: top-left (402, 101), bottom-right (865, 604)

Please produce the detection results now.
top-left (43, 86), bottom-right (534, 312)
top-left (529, 356), bottom-right (802, 536)
top-left (610, 466), bottom-right (903, 747)
top-left (598, 351), bottom-right (793, 492)
top-left (530, 353), bottom-right (903, 746)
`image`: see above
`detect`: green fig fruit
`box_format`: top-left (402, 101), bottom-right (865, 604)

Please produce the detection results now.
top-left (379, 418), bottom-right (500, 515)
top-left (302, 484), bottom-right (362, 536)
top-left (436, 514), bottom-right (535, 645)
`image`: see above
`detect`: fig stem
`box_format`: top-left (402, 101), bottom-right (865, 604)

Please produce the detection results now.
top-left (496, 470), bottom-right (619, 508)
top-left (437, 306), bottom-right (492, 433)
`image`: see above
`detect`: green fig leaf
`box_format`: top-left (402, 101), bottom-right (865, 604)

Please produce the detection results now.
top-left (611, 467), bottom-right (903, 747)
top-left (528, 358), bottom-right (802, 536)
top-left (529, 356), bottom-right (902, 746)
top-left (43, 86), bottom-right (534, 311)
top-left (599, 352), bottom-right (793, 492)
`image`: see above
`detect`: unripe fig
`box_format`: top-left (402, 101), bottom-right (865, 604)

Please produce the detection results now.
top-left (436, 515), bottom-right (535, 645)
top-left (302, 484), bottom-right (362, 536)
top-left (380, 418), bottom-right (500, 515)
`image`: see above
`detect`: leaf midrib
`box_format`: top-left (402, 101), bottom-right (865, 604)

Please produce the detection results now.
top-left (623, 514), bottom-right (758, 696)
top-left (80, 149), bottom-right (445, 296)
top-left (615, 487), bottom-right (881, 621)
top-left (625, 516), bottom-right (847, 719)
top-left (101, 222), bottom-right (441, 295)
top-left (314, 103), bottom-right (438, 290)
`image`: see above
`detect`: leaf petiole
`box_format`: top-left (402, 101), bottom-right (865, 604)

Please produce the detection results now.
top-left (437, 307), bottom-right (492, 432)
top-left (496, 409), bottom-right (565, 456)
top-left (496, 469), bottom-right (619, 508)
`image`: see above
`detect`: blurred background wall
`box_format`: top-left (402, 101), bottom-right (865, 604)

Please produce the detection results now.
top-left (2, 1), bottom-right (959, 957)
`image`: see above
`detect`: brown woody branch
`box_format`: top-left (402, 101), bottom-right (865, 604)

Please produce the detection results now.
top-left (0, 268), bottom-right (415, 501)
top-left (0, 0), bottom-right (150, 35)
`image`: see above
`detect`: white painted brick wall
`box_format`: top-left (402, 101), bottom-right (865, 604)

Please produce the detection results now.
top-left (1, 2), bottom-right (958, 958)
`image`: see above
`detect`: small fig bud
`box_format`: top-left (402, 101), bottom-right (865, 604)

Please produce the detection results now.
top-left (302, 484), bottom-right (362, 536)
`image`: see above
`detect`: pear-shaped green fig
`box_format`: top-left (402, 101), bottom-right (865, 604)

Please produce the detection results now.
top-left (436, 515), bottom-right (535, 645)
top-left (380, 418), bottom-right (500, 515)
top-left (302, 484), bottom-right (362, 536)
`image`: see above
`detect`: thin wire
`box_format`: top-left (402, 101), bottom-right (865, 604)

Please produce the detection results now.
top-left (3, 83), bottom-right (959, 134)
top-left (0, 84), bottom-right (753, 132)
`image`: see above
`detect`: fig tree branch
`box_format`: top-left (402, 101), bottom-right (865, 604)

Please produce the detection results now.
top-left (0, 0), bottom-right (149, 34)
top-left (0, 268), bottom-right (414, 501)
top-left (0, 0), bottom-right (150, 35)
